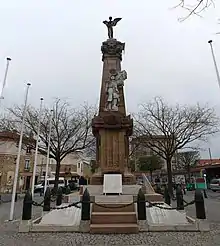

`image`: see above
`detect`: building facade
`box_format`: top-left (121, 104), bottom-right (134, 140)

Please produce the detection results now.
top-left (130, 135), bottom-right (177, 172)
top-left (48, 151), bottom-right (91, 180)
top-left (0, 131), bottom-right (92, 193)
top-left (0, 131), bottom-right (36, 193)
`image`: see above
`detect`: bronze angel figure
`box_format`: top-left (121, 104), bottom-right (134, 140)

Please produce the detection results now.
top-left (103, 16), bottom-right (122, 39)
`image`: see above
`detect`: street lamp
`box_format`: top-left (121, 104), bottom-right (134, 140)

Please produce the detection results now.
top-left (208, 40), bottom-right (220, 89)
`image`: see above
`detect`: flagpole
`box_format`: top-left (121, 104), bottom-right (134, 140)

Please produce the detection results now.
top-left (0, 57), bottom-right (11, 98)
top-left (0, 57), bottom-right (11, 107)
top-left (31, 97), bottom-right (44, 197)
top-left (208, 40), bottom-right (220, 88)
top-left (9, 83), bottom-right (31, 221)
top-left (44, 109), bottom-right (53, 194)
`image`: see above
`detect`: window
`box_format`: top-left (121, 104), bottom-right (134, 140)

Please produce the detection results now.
top-left (78, 163), bottom-right (81, 169)
top-left (26, 146), bottom-right (31, 154)
top-left (25, 159), bottom-right (30, 170)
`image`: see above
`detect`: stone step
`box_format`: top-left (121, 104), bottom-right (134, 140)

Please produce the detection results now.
top-left (90, 223), bottom-right (139, 234)
top-left (95, 195), bottom-right (133, 203)
top-left (91, 211), bottom-right (137, 224)
top-left (84, 185), bottom-right (142, 196)
top-left (92, 203), bottom-right (135, 212)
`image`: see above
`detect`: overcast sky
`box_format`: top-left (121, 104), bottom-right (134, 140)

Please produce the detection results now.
top-left (0, 0), bottom-right (220, 158)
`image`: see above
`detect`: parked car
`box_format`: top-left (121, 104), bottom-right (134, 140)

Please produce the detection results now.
top-left (68, 180), bottom-right (79, 191)
top-left (34, 177), bottom-right (65, 193)
top-left (210, 178), bottom-right (220, 192)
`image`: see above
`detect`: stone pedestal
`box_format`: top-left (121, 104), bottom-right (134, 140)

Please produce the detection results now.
top-left (91, 112), bottom-right (135, 185)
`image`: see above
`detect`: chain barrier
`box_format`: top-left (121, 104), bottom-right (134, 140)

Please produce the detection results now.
top-left (31, 196), bottom-right (195, 211)
top-left (93, 201), bottom-right (135, 209)
top-left (32, 200), bottom-right (44, 207)
top-left (32, 198), bottom-right (134, 210)
top-left (50, 196), bottom-right (57, 202)
top-left (32, 199), bottom-right (81, 209)
top-left (50, 201), bottom-right (81, 210)
top-left (146, 199), bottom-right (195, 210)
top-left (32, 196), bottom-right (57, 207)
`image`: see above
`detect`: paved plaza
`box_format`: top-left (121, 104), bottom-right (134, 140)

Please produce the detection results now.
top-left (0, 191), bottom-right (220, 246)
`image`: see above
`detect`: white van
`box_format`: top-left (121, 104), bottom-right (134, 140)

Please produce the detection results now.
top-left (34, 177), bottom-right (65, 193)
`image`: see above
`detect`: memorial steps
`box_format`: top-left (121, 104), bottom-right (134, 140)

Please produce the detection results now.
top-left (90, 198), bottom-right (138, 234)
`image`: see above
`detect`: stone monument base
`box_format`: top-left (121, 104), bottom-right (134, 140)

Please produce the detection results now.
top-left (90, 172), bottom-right (136, 185)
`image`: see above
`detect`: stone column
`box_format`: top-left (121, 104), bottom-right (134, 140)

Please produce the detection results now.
top-left (91, 38), bottom-right (134, 185)
top-left (99, 38), bottom-right (126, 115)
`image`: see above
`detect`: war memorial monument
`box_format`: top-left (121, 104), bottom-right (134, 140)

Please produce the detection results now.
top-left (19, 17), bottom-right (209, 235)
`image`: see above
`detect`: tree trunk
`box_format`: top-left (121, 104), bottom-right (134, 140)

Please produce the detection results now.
top-left (166, 158), bottom-right (173, 197)
top-left (187, 163), bottom-right (191, 182)
top-left (54, 159), bottom-right (61, 194)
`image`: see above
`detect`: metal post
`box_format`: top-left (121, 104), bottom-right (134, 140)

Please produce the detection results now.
top-left (43, 187), bottom-right (51, 212)
top-left (195, 189), bottom-right (206, 219)
top-left (56, 187), bottom-right (63, 206)
top-left (22, 190), bottom-right (32, 220)
top-left (0, 57), bottom-right (11, 100)
top-left (81, 188), bottom-right (90, 220)
top-left (208, 40), bottom-right (220, 88)
top-left (164, 185), bottom-right (171, 206)
top-left (44, 109), bottom-right (53, 194)
top-left (137, 188), bottom-right (146, 220)
top-left (9, 83), bottom-right (31, 221)
top-left (31, 98), bottom-right (43, 197)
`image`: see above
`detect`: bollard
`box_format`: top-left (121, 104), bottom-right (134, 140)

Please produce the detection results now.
top-left (164, 185), bottom-right (171, 206)
top-left (43, 187), bottom-right (51, 212)
top-left (203, 189), bottom-right (208, 198)
top-left (22, 189), bottom-right (32, 220)
top-left (195, 189), bottom-right (206, 219)
top-left (176, 185), bottom-right (184, 210)
top-left (137, 188), bottom-right (146, 220)
top-left (56, 187), bottom-right (63, 206)
top-left (81, 188), bottom-right (90, 220)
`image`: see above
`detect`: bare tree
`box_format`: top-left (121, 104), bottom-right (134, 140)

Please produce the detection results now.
top-left (174, 0), bottom-right (215, 21)
top-left (138, 154), bottom-right (163, 182)
top-left (175, 150), bottom-right (200, 180)
top-left (134, 97), bottom-right (219, 195)
top-left (4, 99), bottom-right (95, 191)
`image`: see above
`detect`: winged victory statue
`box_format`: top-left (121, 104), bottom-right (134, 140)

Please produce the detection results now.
top-left (103, 16), bottom-right (122, 39)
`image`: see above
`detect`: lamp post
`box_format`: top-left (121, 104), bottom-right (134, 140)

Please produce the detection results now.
top-left (31, 98), bottom-right (44, 197)
top-left (44, 109), bottom-right (53, 194)
top-left (208, 40), bottom-right (220, 88)
top-left (9, 83), bottom-right (31, 221)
